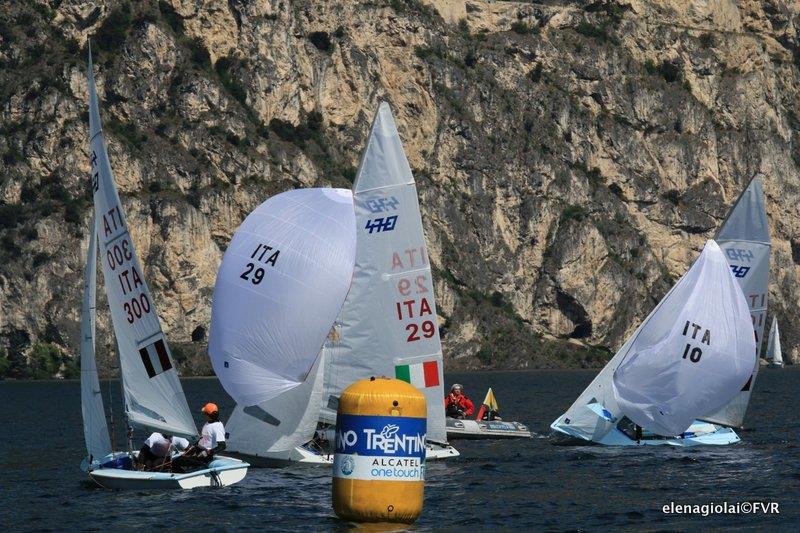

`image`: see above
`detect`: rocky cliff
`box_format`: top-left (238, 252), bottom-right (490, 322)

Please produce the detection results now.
top-left (1, 0), bottom-right (799, 378)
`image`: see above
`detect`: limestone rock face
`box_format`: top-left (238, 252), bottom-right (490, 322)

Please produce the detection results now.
top-left (1, 0), bottom-right (799, 376)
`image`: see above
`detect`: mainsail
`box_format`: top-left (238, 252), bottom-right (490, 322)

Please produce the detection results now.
top-left (80, 215), bottom-right (112, 461)
top-left (322, 102), bottom-right (449, 444)
top-left (766, 317), bottom-right (783, 366)
top-left (611, 240), bottom-right (756, 436)
top-left (88, 51), bottom-right (197, 438)
top-left (208, 188), bottom-right (357, 407)
top-left (701, 175), bottom-right (770, 427)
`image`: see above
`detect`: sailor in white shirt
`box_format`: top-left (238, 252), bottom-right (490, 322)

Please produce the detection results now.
top-left (137, 432), bottom-right (190, 471)
top-left (172, 402), bottom-right (227, 473)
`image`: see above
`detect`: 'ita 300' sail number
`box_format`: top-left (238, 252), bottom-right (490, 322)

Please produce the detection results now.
top-left (104, 237), bottom-right (152, 324)
top-left (240, 243), bottom-right (280, 285)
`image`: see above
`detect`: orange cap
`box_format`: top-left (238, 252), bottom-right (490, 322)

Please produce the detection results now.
top-left (201, 402), bottom-right (219, 415)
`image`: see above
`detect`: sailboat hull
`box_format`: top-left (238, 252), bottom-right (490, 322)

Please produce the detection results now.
top-left (86, 453), bottom-right (249, 489)
top-left (229, 441), bottom-right (459, 467)
top-left (550, 420), bottom-right (740, 447)
top-left (446, 417), bottom-right (532, 440)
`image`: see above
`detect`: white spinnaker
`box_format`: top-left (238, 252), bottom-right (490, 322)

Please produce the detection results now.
top-left (611, 240), bottom-right (756, 436)
top-left (209, 188), bottom-right (356, 407)
top-left (766, 318), bottom-right (782, 365)
top-left (702, 175), bottom-right (770, 427)
top-left (88, 53), bottom-right (197, 439)
top-left (225, 348), bottom-right (327, 457)
top-left (80, 216), bottom-right (112, 461)
top-left (322, 102), bottom-right (448, 443)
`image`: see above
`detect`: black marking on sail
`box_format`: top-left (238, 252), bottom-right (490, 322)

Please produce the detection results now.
top-left (139, 339), bottom-right (172, 378)
top-left (327, 395), bottom-right (340, 411)
top-left (741, 375), bottom-right (753, 392)
top-left (243, 405), bottom-right (281, 426)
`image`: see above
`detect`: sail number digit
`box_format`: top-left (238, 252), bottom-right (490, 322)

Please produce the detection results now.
top-left (680, 320), bottom-right (711, 364)
top-left (681, 344), bottom-right (702, 363)
top-left (406, 321), bottom-right (436, 342)
top-left (397, 276), bottom-right (429, 296)
top-left (124, 294), bottom-right (151, 323)
top-left (240, 243), bottom-right (280, 285)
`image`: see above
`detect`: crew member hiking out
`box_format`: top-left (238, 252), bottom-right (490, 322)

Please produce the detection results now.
top-left (136, 432), bottom-right (190, 471)
top-left (172, 402), bottom-right (227, 473)
top-left (445, 384), bottom-right (474, 419)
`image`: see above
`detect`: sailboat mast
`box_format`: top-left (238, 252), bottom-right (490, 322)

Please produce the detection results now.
top-left (107, 379), bottom-right (115, 450)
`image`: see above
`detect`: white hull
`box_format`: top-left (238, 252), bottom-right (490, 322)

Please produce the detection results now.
top-left (87, 453), bottom-right (249, 490)
top-left (446, 417), bottom-right (531, 440)
top-left (550, 420), bottom-right (740, 447)
top-left (228, 445), bottom-right (334, 467)
top-left (230, 440), bottom-right (458, 467)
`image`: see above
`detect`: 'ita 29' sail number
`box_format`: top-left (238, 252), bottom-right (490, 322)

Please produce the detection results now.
top-left (240, 243), bottom-right (280, 285)
top-left (680, 320), bottom-right (711, 363)
top-left (391, 246), bottom-right (437, 342)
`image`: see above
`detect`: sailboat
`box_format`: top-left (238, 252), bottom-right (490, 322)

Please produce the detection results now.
top-left (766, 318), bottom-right (783, 368)
top-left (81, 48), bottom-right (248, 488)
top-left (550, 240), bottom-right (756, 446)
top-left (446, 388), bottom-right (532, 439)
top-left (209, 188), bottom-right (358, 465)
top-left (221, 102), bottom-right (459, 464)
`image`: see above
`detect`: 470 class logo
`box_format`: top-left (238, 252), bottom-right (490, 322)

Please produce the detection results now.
top-left (362, 196), bottom-right (399, 213)
top-left (365, 215), bottom-right (398, 234)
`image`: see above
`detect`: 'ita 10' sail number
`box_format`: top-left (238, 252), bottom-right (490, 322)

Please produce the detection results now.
top-left (240, 243), bottom-right (280, 285)
top-left (680, 320), bottom-right (711, 363)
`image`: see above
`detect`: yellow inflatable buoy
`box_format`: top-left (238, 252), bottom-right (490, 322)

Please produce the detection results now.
top-left (332, 377), bottom-right (427, 524)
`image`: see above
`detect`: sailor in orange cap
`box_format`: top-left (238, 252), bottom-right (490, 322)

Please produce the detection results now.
top-left (172, 402), bottom-right (228, 473)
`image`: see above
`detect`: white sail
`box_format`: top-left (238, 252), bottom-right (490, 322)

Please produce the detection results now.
top-left (209, 188), bottom-right (356, 407)
top-left (611, 240), bottom-right (756, 436)
top-left (224, 348), bottom-right (327, 457)
top-left (322, 102), bottom-right (448, 443)
top-left (88, 52), bottom-right (197, 438)
top-left (766, 318), bottom-right (783, 365)
top-left (80, 215), bottom-right (113, 461)
top-left (701, 175), bottom-right (770, 427)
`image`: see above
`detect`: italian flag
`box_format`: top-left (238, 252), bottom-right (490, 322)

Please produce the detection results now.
top-left (395, 360), bottom-right (440, 388)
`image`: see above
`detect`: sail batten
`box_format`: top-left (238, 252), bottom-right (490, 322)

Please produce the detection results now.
top-left (88, 51), bottom-right (197, 439)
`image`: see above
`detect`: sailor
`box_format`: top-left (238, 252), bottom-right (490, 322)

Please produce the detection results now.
top-left (137, 432), bottom-right (190, 471)
top-left (444, 384), bottom-right (474, 419)
top-left (172, 402), bottom-right (227, 473)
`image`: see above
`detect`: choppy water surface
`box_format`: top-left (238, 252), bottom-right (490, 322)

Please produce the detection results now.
top-left (2, 369), bottom-right (799, 530)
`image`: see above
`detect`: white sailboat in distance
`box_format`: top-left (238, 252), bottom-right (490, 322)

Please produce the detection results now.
top-left (82, 47), bottom-right (248, 488)
top-left (766, 317), bottom-right (783, 368)
top-left (550, 240), bottom-right (755, 445)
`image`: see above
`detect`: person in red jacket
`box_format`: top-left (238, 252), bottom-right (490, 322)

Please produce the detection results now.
top-left (444, 384), bottom-right (474, 419)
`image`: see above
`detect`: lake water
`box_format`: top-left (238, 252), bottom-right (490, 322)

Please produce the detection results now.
top-left (1, 369), bottom-right (798, 530)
